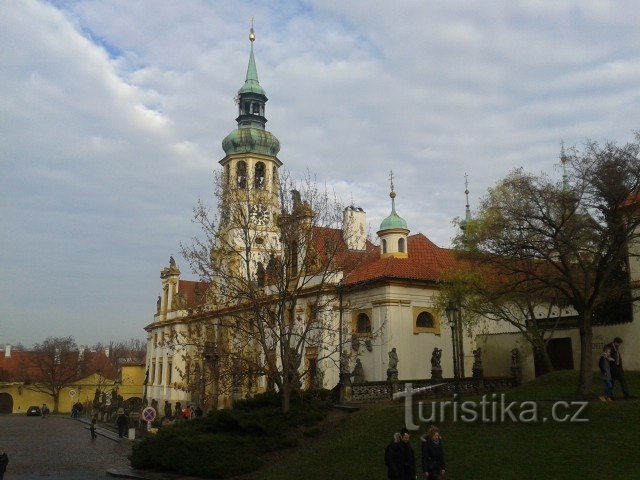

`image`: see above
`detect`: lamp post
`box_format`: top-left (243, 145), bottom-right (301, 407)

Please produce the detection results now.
top-left (445, 301), bottom-right (460, 399)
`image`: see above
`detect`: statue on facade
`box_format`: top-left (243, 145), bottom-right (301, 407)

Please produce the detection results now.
top-left (352, 358), bottom-right (365, 383)
top-left (351, 334), bottom-right (360, 351)
top-left (472, 348), bottom-right (483, 379)
top-left (387, 348), bottom-right (399, 382)
top-left (388, 348), bottom-right (398, 369)
top-left (156, 295), bottom-right (161, 313)
top-left (340, 350), bottom-right (351, 386)
top-left (430, 347), bottom-right (443, 380)
top-left (169, 256), bottom-right (176, 268)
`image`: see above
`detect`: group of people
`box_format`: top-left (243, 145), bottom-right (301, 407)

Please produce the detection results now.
top-left (385, 426), bottom-right (445, 480)
top-left (598, 336), bottom-right (632, 402)
top-left (70, 401), bottom-right (84, 418)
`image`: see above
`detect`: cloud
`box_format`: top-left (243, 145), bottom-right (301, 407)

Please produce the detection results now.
top-left (1, 0), bottom-right (639, 345)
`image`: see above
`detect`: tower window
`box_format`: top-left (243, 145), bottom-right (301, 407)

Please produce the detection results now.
top-left (398, 238), bottom-right (405, 253)
top-left (255, 162), bottom-right (265, 189)
top-left (243, 102), bottom-right (250, 115)
top-left (382, 239), bottom-right (387, 254)
top-left (356, 313), bottom-right (371, 334)
top-left (237, 161), bottom-right (247, 189)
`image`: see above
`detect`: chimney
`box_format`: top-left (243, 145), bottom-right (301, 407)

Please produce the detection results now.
top-left (4, 345), bottom-right (11, 358)
top-left (343, 206), bottom-right (367, 251)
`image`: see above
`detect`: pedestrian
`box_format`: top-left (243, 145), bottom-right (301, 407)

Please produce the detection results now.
top-left (421, 425), bottom-right (446, 480)
top-left (194, 405), bottom-right (203, 418)
top-left (388, 428), bottom-right (416, 480)
top-left (90, 415), bottom-right (97, 440)
top-left (598, 345), bottom-right (614, 402)
top-left (0, 448), bottom-right (8, 480)
top-left (182, 404), bottom-right (192, 420)
top-left (41, 403), bottom-right (49, 418)
top-left (116, 409), bottom-right (129, 438)
top-left (606, 337), bottom-right (632, 399)
top-left (384, 432), bottom-right (401, 479)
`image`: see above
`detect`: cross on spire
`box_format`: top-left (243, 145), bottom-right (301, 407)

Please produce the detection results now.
top-left (389, 170), bottom-right (395, 193)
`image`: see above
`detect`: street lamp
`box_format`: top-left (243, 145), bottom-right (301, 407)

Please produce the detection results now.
top-left (445, 301), bottom-right (460, 399)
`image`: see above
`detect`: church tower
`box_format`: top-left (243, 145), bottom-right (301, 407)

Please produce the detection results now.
top-left (216, 26), bottom-right (282, 282)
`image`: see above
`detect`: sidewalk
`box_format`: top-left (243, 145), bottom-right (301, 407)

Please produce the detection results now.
top-left (74, 417), bottom-right (126, 442)
top-left (106, 467), bottom-right (204, 480)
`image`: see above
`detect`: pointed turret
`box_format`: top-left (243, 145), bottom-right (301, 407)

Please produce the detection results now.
top-left (377, 171), bottom-right (409, 258)
top-left (222, 25), bottom-right (280, 157)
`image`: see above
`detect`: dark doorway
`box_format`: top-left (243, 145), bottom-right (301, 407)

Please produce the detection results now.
top-left (0, 392), bottom-right (13, 413)
top-left (534, 337), bottom-right (574, 377)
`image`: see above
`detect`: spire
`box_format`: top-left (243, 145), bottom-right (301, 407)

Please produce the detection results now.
top-left (389, 170), bottom-right (397, 214)
top-left (461, 173), bottom-right (472, 231)
top-left (239, 19), bottom-right (265, 98)
top-left (560, 140), bottom-right (569, 191)
top-left (379, 170), bottom-right (408, 232)
top-left (222, 23), bottom-right (280, 156)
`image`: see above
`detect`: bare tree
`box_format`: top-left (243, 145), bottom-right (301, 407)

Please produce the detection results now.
top-left (23, 336), bottom-right (79, 413)
top-left (457, 136), bottom-right (640, 396)
top-left (176, 169), bottom-right (369, 412)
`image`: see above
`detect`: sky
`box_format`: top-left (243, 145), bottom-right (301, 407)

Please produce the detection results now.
top-left (2, 0), bottom-right (640, 347)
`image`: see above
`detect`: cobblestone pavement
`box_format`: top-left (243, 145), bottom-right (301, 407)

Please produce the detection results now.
top-left (0, 414), bottom-right (132, 479)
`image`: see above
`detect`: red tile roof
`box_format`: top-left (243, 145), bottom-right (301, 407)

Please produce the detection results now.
top-left (0, 349), bottom-right (117, 383)
top-left (176, 280), bottom-right (208, 308)
top-left (343, 233), bottom-right (457, 286)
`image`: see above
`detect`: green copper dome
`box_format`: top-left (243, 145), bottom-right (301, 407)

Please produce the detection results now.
top-left (378, 180), bottom-right (409, 232)
top-left (379, 211), bottom-right (408, 231)
top-left (222, 128), bottom-right (280, 156)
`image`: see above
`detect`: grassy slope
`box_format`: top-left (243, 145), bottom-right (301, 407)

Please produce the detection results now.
top-left (252, 371), bottom-right (640, 480)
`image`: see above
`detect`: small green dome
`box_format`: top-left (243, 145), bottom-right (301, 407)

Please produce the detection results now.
top-left (379, 212), bottom-right (408, 231)
top-left (222, 128), bottom-right (280, 156)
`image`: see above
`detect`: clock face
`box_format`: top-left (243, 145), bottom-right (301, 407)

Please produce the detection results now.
top-left (250, 204), bottom-right (270, 226)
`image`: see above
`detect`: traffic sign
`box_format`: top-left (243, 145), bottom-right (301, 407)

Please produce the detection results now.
top-left (142, 406), bottom-right (156, 422)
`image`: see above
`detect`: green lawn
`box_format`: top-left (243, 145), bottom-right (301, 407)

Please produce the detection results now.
top-left (251, 371), bottom-right (640, 480)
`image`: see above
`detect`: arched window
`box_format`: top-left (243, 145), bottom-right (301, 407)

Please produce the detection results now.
top-left (416, 311), bottom-right (435, 328)
top-left (356, 313), bottom-right (371, 334)
top-left (256, 262), bottom-right (265, 287)
top-left (237, 161), bottom-right (247, 189)
top-left (382, 239), bottom-right (387, 254)
top-left (255, 162), bottom-right (265, 189)
top-left (398, 237), bottom-right (405, 253)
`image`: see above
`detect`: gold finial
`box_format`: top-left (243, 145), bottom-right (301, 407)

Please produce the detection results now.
top-left (249, 16), bottom-right (255, 42)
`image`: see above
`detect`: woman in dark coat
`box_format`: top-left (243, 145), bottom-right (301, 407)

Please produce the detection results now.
top-left (421, 425), bottom-right (445, 480)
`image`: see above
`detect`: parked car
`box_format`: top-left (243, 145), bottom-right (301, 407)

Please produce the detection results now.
top-left (26, 405), bottom-right (41, 416)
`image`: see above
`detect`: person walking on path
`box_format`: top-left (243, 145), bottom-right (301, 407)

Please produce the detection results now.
top-left (116, 409), bottom-right (129, 438)
top-left (388, 428), bottom-right (416, 480)
top-left (0, 448), bottom-right (8, 480)
top-left (384, 432), bottom-right (401, 480)
top-left (90, 415), bottom-right (98, 440)
top-left (599, 345), bottom-right (614, 402)
top-left (606, 337), bottom-right (631, 399)
top-left (421, 425), bottom-right (446, 480)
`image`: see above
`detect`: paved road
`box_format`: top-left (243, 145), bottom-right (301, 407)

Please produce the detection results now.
top-left (0, 414), bottom-right (132, 479)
